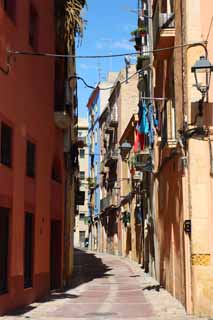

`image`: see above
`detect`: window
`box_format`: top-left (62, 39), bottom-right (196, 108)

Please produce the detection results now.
top-left (0, 123), bottom-right (12, 167)
top-left (80, 171), bottom-right (85, 180)
top-left (52, 159), bottom-right (61, 182)
top-left (79, 213), bottom-right (85, 220)
top-left (79, 149), bottom-right (85, 159)
top-left (79, 231), bottom-right (85, 245)
top-left (24, 212), bottom-right (34, 288)
top-left (26, 141), bottom-right (36, 178)
top-left (0, 208), bottom-right (9, 294)
top-left (3, 0), bottom-right (16, 21)
top-left (29, 4), bottom-right (38, 50)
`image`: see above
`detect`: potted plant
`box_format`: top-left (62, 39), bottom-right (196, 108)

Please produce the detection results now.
top-left (130, 27), bottom-right (148, 37)
top-left (136, 54), bottom-right (150, 71)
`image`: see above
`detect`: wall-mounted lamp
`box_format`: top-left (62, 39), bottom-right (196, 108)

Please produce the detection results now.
top-left (119, 141), bottom-right (132, 160)
top-left (191, 56), bottom-right (213, 99)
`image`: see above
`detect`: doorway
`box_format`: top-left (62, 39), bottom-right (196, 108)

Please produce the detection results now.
top-left (50, 220), bottom-right (62, 290)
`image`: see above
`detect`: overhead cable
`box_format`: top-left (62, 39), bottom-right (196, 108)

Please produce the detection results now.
top-left (74, 65), bottom-right (151, 91)
top-left (7, 41), bottom-right (207, 59)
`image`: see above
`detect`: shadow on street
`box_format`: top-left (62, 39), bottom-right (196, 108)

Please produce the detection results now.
top-left (69, 248), bottom-right (112, 289)
top-left (6, 249), bottom-right (111, 317)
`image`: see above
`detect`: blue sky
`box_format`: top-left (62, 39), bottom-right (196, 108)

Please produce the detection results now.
top-left (76, 0), bottom-right (137, 118)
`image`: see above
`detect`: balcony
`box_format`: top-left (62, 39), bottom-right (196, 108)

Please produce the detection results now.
top-left (104, 147), bottom-right (119, 167)
top-left (107, 108), bottom-right (118, 128)
top-left (132, 149), bottom-right (153, 172)
top-left (100, 195), bottom-right (111, 211)
top-left (77, 136), bottom-right (87, 147)
top-left (54, 79), bottom-right (72, 129)
top-left (100, 192), bottom-right (117, 212)
top-left (54, 111), bottom-right (71, 129)
top-left (153, 5), bottom-right (175, 56)
top-left (89, 144), bottom-right (94, 155)
top-left (88, 177), bottom-right (97, 190)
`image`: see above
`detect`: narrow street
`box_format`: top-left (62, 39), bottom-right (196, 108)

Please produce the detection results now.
top-left (2, 250), bottom-right (207, 320)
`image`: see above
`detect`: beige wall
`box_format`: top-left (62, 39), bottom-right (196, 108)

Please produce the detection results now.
top-left (74, 118), bottom-right (89, 248)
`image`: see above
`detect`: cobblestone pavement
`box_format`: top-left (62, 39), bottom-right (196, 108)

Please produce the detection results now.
top-left (3, 249), bottom-right (209, 320)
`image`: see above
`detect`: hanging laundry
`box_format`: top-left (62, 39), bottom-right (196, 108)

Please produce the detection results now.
top-left (137, 101), bottom-right (149, 134)
top-left (133, 129), bottom-right (145, 153)
top-left (147, 103), bottom-right (155, 146)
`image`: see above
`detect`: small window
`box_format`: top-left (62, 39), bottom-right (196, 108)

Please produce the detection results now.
top-left (24, 212), bottom-right (34, 288)
top-left (52, 159), bottom-right (61, 182)
top-left (0, 122), bottom-right (12, 167)
top-left (3, 0), bottom-right (16, 21)
top-left (79, 213), bottom-right (85, 220)
top-left (79, 149), bottom-right (85, 159)
top-left (29, 4), bottom-right (38, 50)
top-left (0, 207), bottom-right (9, 294)
top-left (80, 171), bottom-right (85, 180)
top-left (26, 141), bottom-right (36, 178)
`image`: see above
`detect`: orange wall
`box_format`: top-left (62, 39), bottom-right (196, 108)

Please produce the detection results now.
top-left (0, 1), bottom-right (65, 315)
top-left (155, 150), bottom-right (186, 306)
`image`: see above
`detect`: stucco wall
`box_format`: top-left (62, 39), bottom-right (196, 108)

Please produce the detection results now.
top-left (0, 1), bottom-right (65, 314)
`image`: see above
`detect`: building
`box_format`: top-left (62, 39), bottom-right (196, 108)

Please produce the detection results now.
top-left (74, 118), bottom-right (89, 248)
top-left (87, 74), bottom-right (117, 250)
top-left (0, 0), bottom-right (85, 315)
top-left (99, 66), bottom-right (139, 257)
top-left (87, 86), bottom-right (100, 250)
top-left (125, 0), bottom-right (213, 317)
top-left (150, 0), bottom-right (213, 316)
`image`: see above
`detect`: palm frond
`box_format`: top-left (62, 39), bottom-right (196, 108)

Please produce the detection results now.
top-left (65, 0), bottom-right (87, 50)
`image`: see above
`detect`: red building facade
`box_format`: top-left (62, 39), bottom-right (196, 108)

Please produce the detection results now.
top-left (0, 0), bottom-right (70, 314)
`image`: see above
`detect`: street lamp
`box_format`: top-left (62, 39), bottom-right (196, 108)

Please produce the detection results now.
top-left (120, 141), bottom-right (132, 161)
top-left (191, 56), bottom-right (213, 99)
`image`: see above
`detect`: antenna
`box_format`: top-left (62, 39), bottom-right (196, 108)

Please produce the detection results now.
top-left (97, 59), bottom-right (102, 82)
top-left (124, 56), bottom-right (131, 84)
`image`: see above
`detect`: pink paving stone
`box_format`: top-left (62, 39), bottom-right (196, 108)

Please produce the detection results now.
top-left (111, 303), bottom-right (154, 318)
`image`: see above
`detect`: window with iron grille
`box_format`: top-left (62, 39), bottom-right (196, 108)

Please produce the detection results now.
top-left (79, 213), bottom-right (85, 220)
top-left (80, 171), bottom-right (85, 180)
top-left (24, 212), bottom-right (34, 288)
top-left (29, 4), bottom-right (38, 50)
top-left (3, 0), bottom-right (16, 21)
top-left (0, 122), bottom-right (12, 167)
top-left (79, 149), bottom-right (85, 159)
top-left (26, 141), bottom-right (36, 178)
top-left (0, 208), bottom-right (9, 294)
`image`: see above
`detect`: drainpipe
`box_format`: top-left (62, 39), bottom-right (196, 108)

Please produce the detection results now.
top-left (181, 0), bottom-right (193, 313)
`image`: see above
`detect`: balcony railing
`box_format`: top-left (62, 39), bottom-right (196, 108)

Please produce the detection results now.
top-left (132, 149), bottom-right (152, 172)
top-left (153, 3), bottom-right (175, 49)
top-left (78, 136), bottom-right (87, 147)
top-left (100, 195), bottom-right (111, 211)
top-left (104, 147), bottom-right (119, 167)
top-left (88, 177), bottom-right (97, 189)
top-left (54, 79), bottom-right (72, 129)
top-left (100, 192), bottom-right (117, 211)
top-left (107, 107), bottom-right (118, 128)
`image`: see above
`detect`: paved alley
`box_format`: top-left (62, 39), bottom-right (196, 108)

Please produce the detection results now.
top-left (3, 250), bottom-right (208, 320)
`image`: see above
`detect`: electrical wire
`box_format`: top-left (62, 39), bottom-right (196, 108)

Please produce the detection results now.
top-left (74, 66), bottom-right (149, 91)
top-left (206, 16), bottom-right (213, 42)
top-left (8, 41), bottom-right (207, 59)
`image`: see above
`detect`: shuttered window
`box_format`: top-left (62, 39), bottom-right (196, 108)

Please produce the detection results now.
top-left (3, 0), bottom-right (16, 21)
top-left (24, 212), bottom-right (34, 288)
top-left (0, 208), bottom-right (9, 294)
top-left (26, 141), bottom-right (36, 178)
top-left (0, 123), bottom-right (12, 167)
